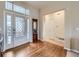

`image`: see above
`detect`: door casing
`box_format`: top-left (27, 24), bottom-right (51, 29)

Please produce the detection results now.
top-left (4, 11), bottom-right (27, 50)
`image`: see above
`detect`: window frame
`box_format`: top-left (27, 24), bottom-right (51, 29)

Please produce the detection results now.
top-left (5, 1), bottom-right (30, 16)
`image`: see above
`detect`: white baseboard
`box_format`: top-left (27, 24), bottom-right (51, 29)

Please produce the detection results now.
top-left (64, 47), bottom-right (71, 51)
top-left (71, 49), bottom-right (79, 54)
top-left (64, 47), bottom-right (79, 54)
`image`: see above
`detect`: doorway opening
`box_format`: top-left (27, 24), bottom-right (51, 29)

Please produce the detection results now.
top-left (42, 10), bottom-right (65, 47)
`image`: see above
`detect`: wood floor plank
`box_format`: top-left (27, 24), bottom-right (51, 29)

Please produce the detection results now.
top-left (3, 40), bottom-right (67, 57)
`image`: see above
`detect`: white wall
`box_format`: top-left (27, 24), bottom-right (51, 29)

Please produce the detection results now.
top-left (43, 10), bottom-right (64, 40)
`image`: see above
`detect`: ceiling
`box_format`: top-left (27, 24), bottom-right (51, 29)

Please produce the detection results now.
top-left (25, 1), bottom-right (71, 10)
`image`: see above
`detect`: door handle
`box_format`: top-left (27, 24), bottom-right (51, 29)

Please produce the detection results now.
top-left (13, 29), bottom-right (15, 31)
top-left (13, 29), bottom-right (15, 34)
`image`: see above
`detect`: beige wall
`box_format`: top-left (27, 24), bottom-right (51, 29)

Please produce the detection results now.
top-left (70, 2), bottom-right (79, 52)
top-left (43, 10), bottom-right (64, 40)
top-left (0, 2), bottom-right (4, 34)
top-left (0, 1), bottom-right (5, 51)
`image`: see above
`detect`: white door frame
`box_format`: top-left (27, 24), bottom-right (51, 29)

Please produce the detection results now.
top-left (4, 11), bottom-right (28, 50)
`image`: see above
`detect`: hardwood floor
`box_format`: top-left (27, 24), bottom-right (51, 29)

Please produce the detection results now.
top-left (3, 40), bottom-right (67, 57)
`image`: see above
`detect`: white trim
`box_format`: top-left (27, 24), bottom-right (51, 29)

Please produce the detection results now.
top-left (71, 49), bottom-right (79, 54)
top-left (64, 47), bottom-right (79, 54)
top-left (64, 47), bottom-right (71, 51)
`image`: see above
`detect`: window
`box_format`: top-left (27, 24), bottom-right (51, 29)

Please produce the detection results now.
top-left (14, 5), bottom-right (26, 14)
top-left (5, 1), bottom-right (30, 15)
top-left (5, 2), bottom-right (13, 11)
top-left (6, 14), bottom-right (12, 44)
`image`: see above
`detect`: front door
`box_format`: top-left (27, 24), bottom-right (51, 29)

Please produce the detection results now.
top-left (4, 12), bottom-right (26, 50)
top-left (14, 14), bottom-right (26, 47)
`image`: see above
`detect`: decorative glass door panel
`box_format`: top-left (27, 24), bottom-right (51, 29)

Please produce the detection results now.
top-left (5, 12), bottom-right (14, 50)
top-left (14, 15), bottom-right (26, 47)
top-left (15, 16), bottom-right (25, 37)
top-left (6, 14), bottom-right (12, 44)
